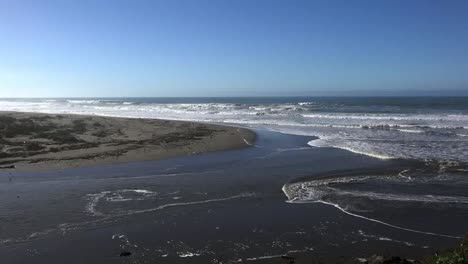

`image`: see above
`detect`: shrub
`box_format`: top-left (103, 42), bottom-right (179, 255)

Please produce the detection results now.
top-left (92, 130), bottom-right (108, 138)
top-left (24, 142), bottom-right (44, 151)
top-left (425, 237), bottom-right (468, 264)
top-left (72, 119), bottom-right (87, 133)
top-left (40, 129), bottom-right (82, 144)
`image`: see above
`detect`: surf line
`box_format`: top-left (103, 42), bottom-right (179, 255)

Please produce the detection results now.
top-left (304, 199), bottom-right (462, 239)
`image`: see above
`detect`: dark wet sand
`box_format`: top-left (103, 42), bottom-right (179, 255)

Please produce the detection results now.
top-left (0, 130), bottom-right (466, 263)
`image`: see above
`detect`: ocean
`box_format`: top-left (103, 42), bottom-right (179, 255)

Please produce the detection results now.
top-left (1, 96), bottom-right (467, 162)
top-left (1, 97), bottom-right (468, 262)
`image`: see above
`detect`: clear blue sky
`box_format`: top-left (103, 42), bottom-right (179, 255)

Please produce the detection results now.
top-left (1, 0), bottom-right (467, 97)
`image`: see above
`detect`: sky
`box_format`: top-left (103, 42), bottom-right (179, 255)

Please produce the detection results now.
top-left (0, 0), bottom-right (467, 97)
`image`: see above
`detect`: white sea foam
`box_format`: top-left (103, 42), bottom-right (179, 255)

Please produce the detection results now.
top-left (315, 199), bottom-right (461, 239)
top-left (122, 189), bottom-right (155, 194)
top-left (396, 129), bottom-right (424, 133)
top-left (1, 99), bottom-right (467, 162)
top-left (178, 252), bottom-right (202, 258)
top-left (357, 230), bottom-right (415, 247)
top-left (67, 100), bottom-right (102, 104)
top-left (283, 175), bottom-right (468, 205)
top-left (307, 138), bottom-right (395, 160)
top-left (85, 191), bottom-right (110, 216)
top-left (327, 188), bottom-right (468, 204)
top-left (1, 192), bottom-right (254, 246)
top-left (398, 169), bottom-right (413, 180)
top-left (85, 189), bottom-right (157, 215)
top-left (282, 179), bottom-right (464, 239)
top-left (84, 189), bottom-right (253, 218)
top-left (126, 193), bottom-right (254, 215)
top-left (245, 254), bottom-right (284, 261)
top-left (245, 247), bottom-right (314, 261)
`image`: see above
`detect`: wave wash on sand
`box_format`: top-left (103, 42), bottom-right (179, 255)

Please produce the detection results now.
top-left (1, 98), bottom-right (468, 263)
top-left (1, 97), bottom-right (467, 163)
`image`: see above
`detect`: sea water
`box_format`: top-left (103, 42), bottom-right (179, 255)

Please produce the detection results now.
top-left (1, 97), bottom-right (467, 162)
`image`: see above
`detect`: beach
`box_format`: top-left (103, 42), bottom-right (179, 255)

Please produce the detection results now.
top-left (0, 111), bottom-right (255, 170)
top-left (0, 98), bottom-right (467, 263)
top-left (3, 0), bottom-right (468, 262)
top-left (1, 130), bottom-right (466, 264)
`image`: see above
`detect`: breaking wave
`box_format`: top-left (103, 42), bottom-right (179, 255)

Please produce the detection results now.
top-left (0, 98), bottom-right (467, 162)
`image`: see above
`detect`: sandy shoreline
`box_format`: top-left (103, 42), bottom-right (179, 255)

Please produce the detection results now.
top-left (0, 128), bottom-right (465, 263)
top-left (0, 111), bottom-right (255, 170)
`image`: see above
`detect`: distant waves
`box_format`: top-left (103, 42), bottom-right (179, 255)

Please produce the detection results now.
top-left (0, 98), bottom-right (467, 162)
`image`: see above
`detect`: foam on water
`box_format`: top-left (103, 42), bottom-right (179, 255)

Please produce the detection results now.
top-left (307, 137), bottom-right (395, 160)
top-left (83, 188), bottom-right (254, 218)
top-left (281, 169), bottom-right (467, 239)
top-left (178, 252), bottom-right (202, 258)
top-left (1, 98), bottom-right (466, 162)
top-left (121, 189), bottom-right (155, 194)
top-left (244, 247), bottom-right (314, 261)
top-left (125, 193), bottom-right (254, 215)
top-left (85, 189), bottom-right (158, 216)
top-left (0, 192), bottom-right (254, 246)
top-left (356, 230), bottom-right (415, 247)
top-left (85, 191), bottom-right (110, 216)
top-left (312, 199), bottom-right (462, 239)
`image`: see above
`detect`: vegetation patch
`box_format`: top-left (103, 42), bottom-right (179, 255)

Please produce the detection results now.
top-left (72, 119), bottom-right (88, 133)
top-left (424, 237), bottom-right (468, 264)
top-left (36, 129), bottom-right (82, 144)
